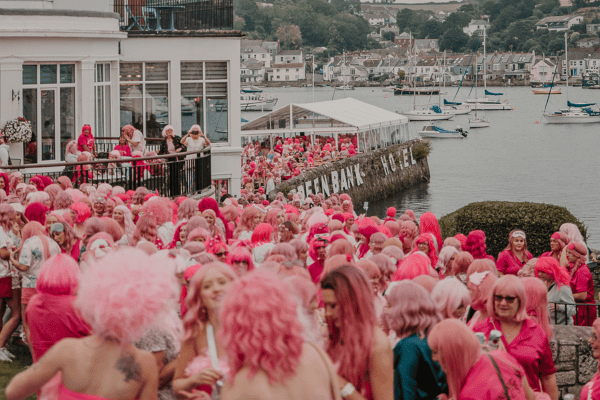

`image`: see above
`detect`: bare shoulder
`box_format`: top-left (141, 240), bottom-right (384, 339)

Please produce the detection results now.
top-left (373, 328), bottom-right (392, 353)
top-left (223, 368), bottom-right (272, 400)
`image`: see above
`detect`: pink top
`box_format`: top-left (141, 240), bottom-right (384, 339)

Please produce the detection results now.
top-left (569, 263), bottom-right (597, 326)
top-left (59, 384), bottom-right (138, 400)
top-left (114, 144), bottom-right (132, 157)
top-left (25, 293), bottom-right (90, 362)
top-left (61, 240), bottom-right (81, 261)
top-left (496, 250), bottom-right (533, 276)
top-left (308, 260), bottom-right (324, 284)
top-left (472, 318), bottom-right (555, 391)
top-left (77, 134), bottom-right (94, 153)
top-left (460, 351), bottom-right (527, 400)
top-left (580, 371), bottom-right (600, 400)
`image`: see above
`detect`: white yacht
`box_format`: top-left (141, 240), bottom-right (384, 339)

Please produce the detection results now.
top-left (240, 93), bottom-right (278, 112)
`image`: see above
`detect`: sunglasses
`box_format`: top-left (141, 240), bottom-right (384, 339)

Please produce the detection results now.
top-left (215, 252), bottom-right (228, 257)
top-left (494, 295), bottom-right (517, 304)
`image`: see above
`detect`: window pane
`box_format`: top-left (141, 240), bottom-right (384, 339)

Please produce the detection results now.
top-left (96, 86), bottom-right (104, 138)
top-left (105, 85), bottom-right (111, 137)
top-left (120, 84), bottom-right (144, 132)
top-left (146, 62), bottom-right (168, 81)
top-left (23, 65), bottom-right (37, 85)
top-left (96, 64), bottom-right (103, 83)
top-left (206, 82), bottom-right (227, 142)
top-left (23, 89), bottom-right (38, 164)
top-left (181, 62), bottom-right (203, 80)
top-left (105, 64), bottom-right (111, 82)
top-left (145, 83), bottom-right (168, 138)
top-left (41, 90), bottom-right (56, 161)
top-left (60, 87), bottom-right (76, 160)
top-left (60, 65), bottom-right (75, 84)
top-left (205, 62), bottom-right (227, 80)
top-left (120, 63), bottom-right (143, 81)
top-left (40, 65), bottom-right (57, 84)
top-left (181, 83), bottom-right (202, 135)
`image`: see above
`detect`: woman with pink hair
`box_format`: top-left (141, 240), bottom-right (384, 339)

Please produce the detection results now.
top-left (50, 221), bottom-right (82, 261)
top-left (321, 266), bottom-right (393, 400)
top-left (472, 275), bottom-right (558, 399)
top-left (70, 202), bottom-right (91, 238)
top-left (0, 172), bottom-right (10, 197)
top-left (143, 198), bottom-right (175, 247)
top-left (173, 263), bottom-right (237, 399)
top-left (496, 229), bottom-right (532, 276)
top-left (385, 280), bottom-right (447, 400)
top-left (250, 222), bottom-right (274, 264)
top-left (411, 234), bottom-right (438, 269)
top-left (566, 242), bottom-right (596, 326)
top-left (0, 204), bottom-right (20, 362)
top-left (177, 198), bottom-right (197, 224)
top-left (56, 176), bottom-right (73, 191)
top-left (72, 152), bottom-right (93, 185)
top-left (289, 238), bottom-right (308, 267)
top-left (220, 270), bottom-right (338, 399)
top-left (431, 277), bottom-right (471, 320)
top-left (112, 205), bottom-right (135, 245)
top-left (418, 212), bottom-right (442, 254)
top-left (53, 191), bottom-right (74, 215)
top-left (234, 206), bottom-right (261, 240)
top-left (435, 246), bottom-right (458, 278)
top-left (198, 197), bottom-right (231, 241)
top-left (226, 246), bottom-right (255, 276)
top-left (399, 220), bottom-right (418, 256)
top-left (308, 236), bottom-right (328, 284)
top-left (465, 259), bottom-right (498, 327)
top-left (581, 319), bottom-right (600, 399)
top-left (6, 248), bottom-right (179, 400)
top-left (201, 209), bottom-right (223, 242)
top-left (392, 251), bottom-right (433, 281)
top-left (535, 257), bottom-right (575, 326)
top-left (428, 319), bottom-right (533, 400)
top-left (540, 232), bottom-right (568, 261)
top-left (463, 230), bottom-right (495, 262)
top-left (131, 215), bottom-right (161, 248)
top-left (77, 124), bottom-right (96, 155)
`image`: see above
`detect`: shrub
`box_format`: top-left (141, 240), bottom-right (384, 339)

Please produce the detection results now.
top-left (438, 201), bottom-right (587, 258)
top-left (412, 140), bottom-right (431, 161)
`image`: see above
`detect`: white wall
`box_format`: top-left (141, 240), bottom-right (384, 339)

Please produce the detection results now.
top-left (0, 0), bottom-right (109, 11)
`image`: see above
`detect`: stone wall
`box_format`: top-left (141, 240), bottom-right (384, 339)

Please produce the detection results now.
top-left (268, 139), bottom-right (430, 205)
top-left (551, 325), bottom-right (598, 399)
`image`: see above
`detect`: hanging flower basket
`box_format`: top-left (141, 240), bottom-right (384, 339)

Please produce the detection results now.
top-left (3, 117), bottom-right (32, 143)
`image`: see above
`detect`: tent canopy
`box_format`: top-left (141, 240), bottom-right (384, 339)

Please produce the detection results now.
top-left (241, 97), bottom-right (408, 133)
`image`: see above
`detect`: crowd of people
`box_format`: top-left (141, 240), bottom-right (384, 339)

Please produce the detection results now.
top-left (241, 134), bottom-right (357, 193)
top-left (2, 176), bottom-right (600, 400)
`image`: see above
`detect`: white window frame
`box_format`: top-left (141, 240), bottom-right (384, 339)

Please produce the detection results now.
top-left (95, 62), bottom-right (112, 138)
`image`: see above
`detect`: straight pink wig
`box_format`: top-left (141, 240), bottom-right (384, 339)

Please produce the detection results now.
top-left (251, 223), bottom-right (273, 244)
top-left (177, 198), bottom-right (198, 222)
top-left (486, 275), bottom-right (529, 322)
top-left (419, 212), bottom-right (442, 253)
top-left (431, 278), bottom-right (471, 319)
top-left (436, 246), bottom-right (458, 275)
top-left (467, 261), bottom-right (498, 312)
top-left (521, 277), bottom-right (552, 338)
top-left (36, 254), bottom-right (80, 296)
top-left (320, 266), bottom-right (376, 392)
top-left (53, 191), bottom-right (74, 210)
top-left (70, 202), bottom-right (91, 224)
top-left (267, 243), bottom-right (296, 262)
top-left (227, 246), bottom-right (255, 271)
top-left (386, 280), bottom-right (441, 337)
top-left (0, 204), bottom-right (15, 232)
top-left (220, 270), bottom-right (304, 384)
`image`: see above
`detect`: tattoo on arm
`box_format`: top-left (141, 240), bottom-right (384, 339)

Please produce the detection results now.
top-left (116, 352), bottom-right (142, 383)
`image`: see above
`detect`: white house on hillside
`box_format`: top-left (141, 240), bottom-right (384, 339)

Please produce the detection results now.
top-left (535, 15), bottom-right (584, 31)
top-left (463, 19), bottom-right (491, 36)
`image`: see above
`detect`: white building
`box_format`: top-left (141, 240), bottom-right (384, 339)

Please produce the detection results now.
top-left (268, 63), bottom-right (306, 81)
top-left (463, 19), bottom-right (491, 37)
top-left (240, 45), bottom-right (271, 68)
top-left (0, 0), bottom-right (242, 196)
top-left (535, 15), bottom-right (584, 31)
top-left (530, 58), bottom-right (557, 83)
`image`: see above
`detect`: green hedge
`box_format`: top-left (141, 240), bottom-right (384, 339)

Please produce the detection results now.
top-left (438, 201), bottom-right (587, 258)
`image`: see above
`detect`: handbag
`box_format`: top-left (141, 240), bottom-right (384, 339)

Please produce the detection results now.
top-left (486, 354), bottom-right (511, 400)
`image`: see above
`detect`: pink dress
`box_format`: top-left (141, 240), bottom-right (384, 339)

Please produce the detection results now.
top-left (472, 318), bottom-right (555, 392)
top-left (25, 293), bottom-right (90, 361)
top-left (459, 351), bottom-right (527, 400)
top-left (496, 250), bottom-right (533, 276)
top-left (568, 263), bottom-right (597, 326)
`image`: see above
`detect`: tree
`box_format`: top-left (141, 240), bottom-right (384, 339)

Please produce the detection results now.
top-left (382, 31), bottom-right (395, 41)
top-left (439, 28), bottom-right (470, 52)
top-left (418, 19), bottom-right (444, 39)
top-left (276, 24), bottom-right (303, 48)
top-left (396, 8), bottom-right (415, 32)
top-left (236, 0), bottom-right (259, 31)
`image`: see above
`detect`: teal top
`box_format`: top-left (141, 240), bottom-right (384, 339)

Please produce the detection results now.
top-left (393, 333), bottom-right (447, 400)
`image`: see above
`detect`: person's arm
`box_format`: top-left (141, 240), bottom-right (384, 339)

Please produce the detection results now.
top-left (540, 374), bottom-right (559, 400)
top-left (522, 376), bottom-right (535, 400)
top-left (6, 338), bottom-right (67, 400)
top-left (573, 292), bottom-right (587, 301)
top-left (138, 350), bottom-right (159, 400)
top-left (370, 329), bottom-right (394, 400)
top-left (201, 134), bottom-right (210, 146)
top-left (10, 250), bottom-right (29, 272)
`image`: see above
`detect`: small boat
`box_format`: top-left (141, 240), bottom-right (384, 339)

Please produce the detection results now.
top-left (441, 99), bottom-right (471, 115)
top-left (532, 87), bottom-right (562, 95)
top-left (282, 85), bottom-right (291, 88)
top-left (404, 105), bottom-right (453, 121)
top-left (241, 85), bottom-right (262, 93)
top-left (469, 117), bottom-right (490, 128)
top-left (240, 93), bottom-right (278, 112)
top-left (394, 87), bottom-right (440, 95)
top-left (418, 123), bottom-right (467, 139)
top-left (338, 85), bottom-right (355, 90)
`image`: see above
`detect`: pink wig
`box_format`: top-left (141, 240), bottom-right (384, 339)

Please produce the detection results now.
top-left (400, 220), bottom-right (419, 240)
top-left (65, 140), bottom-right (78, 156)
top-left (186, 216), bottom-right (209, 235)
top-left (267, 243), bottom-right (296, 262)
top-left (28, 175), bottom-right (46, 192)
top-left (431, 278), bottom-right (471, 319)
top-left (142, 197), bottom-right (172, 225)
top-left (428, 319), bottom-right (482, 399)
top-left (419, 212), bottom-right (442, 253)
top-left (227, 246), bottom-right (255, 272)
top-left (393, 252), bottom-right (431, 281)
top-left (53, 191), bottom-right (74, 211)
top-left (187, 227), bottom-right (210, 242)
top-left (486, 275), bottom-right (529, 322)
top-left (74, 248), bottom-right (179, 343)
top-left (182, 262), bottom-right (237, 339)
top-left (452, 251), bottom-right (474, 275)
top-left (0, 204), bottom-right (15, 232)
top-left (463, 230), bottom-right (490, 260)
top-left (198, 197), bottom-right (232, 240)
top-left (113, 205), bottom-right (135, 242)
top-left (131, 215), bottom-right (157, 246)
top-left (369, 254), bottom-right (395, 279)
top-left (251, 223), bottom-right (273, 244)
top-left (132, 187), bottom-right (149, 205)
top-left (289, 239), bottom-right (308, 260)
top-left (320, 266), bottom-right (376, 391)
top-left (0, 172), bottom-right (10, 196)
top-left (235, 206), bottom-right (261, 238)
top-left (467, 261), bottom-right (498, 311)
top-left (504, 229), bottom-right (530, 258)
top-left (102, 218), bottom-right (124, 242)
top-left (57, 176), bottom-right (73, 190)
top-left (386, 280), bottom-right (441, 337)
top-left (411, 275), bottom-right (437, 293)
top-left (177, 198), bottom-right (198, 223)
top-left (222, 205), bottom-right (239, 223)
top-left (37, 254), bottom-right (80, 296)
top-left (535, 256), bottom-right (570, 289)
top-left (443, 237), bottom-right (461, 250)
top-left (27, 191), bottom-right (49, 205)
top-left (328, 239), bottom-right (355, 259)
top-left (20, 221), bottom-right (51, 259)
top-left (220, 270), bottom-right (304, 384)
top-left (161, 124), bottom-right (175, 137)
top-left (24, 202), bottom-right (48, 225)
top-left (559, 223), bottom-right (584, 244)
top-left (413, 234), bottom-right (438, 267)
top-left (521, 277), bottom-right (552, 338)
top-left (70, 202), bottom-right (91, 224)
top-left (385, 221), bottom-right (400, 238)
top-left (381, 245), bottom-right (404, 266)
top-left (265, 209), bottom-right (280, 232)
top-left (96, 183), bottom-right (112, 199)
top-left (436, 246), bottom-right (458, 276)
top-left (285, 275), bottom-right (317, 312)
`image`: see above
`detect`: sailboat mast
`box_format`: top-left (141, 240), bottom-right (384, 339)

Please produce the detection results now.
top-left (483, 27), bottom-right (487, 93)
top-left (565, 32), bottom-right (569, 99)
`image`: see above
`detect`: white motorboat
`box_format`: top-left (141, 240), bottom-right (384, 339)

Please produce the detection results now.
top-left (240, 93), bottom-right (278, 111)
top-left (241, 85), bottom-right (262, 93)
top-left (418, 123), bottom-right (467, 139)
top-left (338, 85), bottom-right (355, 90)
top-left (404, 105), bottom-right (453, 121)
top-left (469, 117), bottom-right (490, 128)
top-left (544, 106), bottom-right (600, 124)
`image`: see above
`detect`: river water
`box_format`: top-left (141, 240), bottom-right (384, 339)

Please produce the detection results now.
top-left (241, 86), bottom-right (600, 248)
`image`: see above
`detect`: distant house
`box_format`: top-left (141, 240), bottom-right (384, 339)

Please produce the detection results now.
top-left (268, 63), bottom-right (306, 82)
top-left (276, 49), bottom-right (303, 65)
top-left (413, 39), bottom-right (439, 54)
top-left (576, 37), bottom-right (600, 48)
top-left (380, 26), bottom-right (399, 35)
top-left (587, 52), bottom-right (600, 74)
top-left (241, 59), bottom-right (265, 83)
top-left (368, 32), bottom-right (383, 42)
top-left (535, 15), bottom-right (584, 31)
top-left (531, 58), bottom-right (557, 83)
top-left (559, 48), bottom-right (591, 79)
top-left (587, 23), bottom-right (600, 34)
top-left (395, 32), bottom-right (414, 49)
top-left (240, 45), bottom-right (271, 68)
top-left (504, 53), bottom-right (534, 80)
top-left (463, 19), bottom-right (491, 37)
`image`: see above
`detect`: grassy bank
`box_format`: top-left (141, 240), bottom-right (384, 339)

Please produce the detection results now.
top-left (0, 341), bottom-right (35, 400)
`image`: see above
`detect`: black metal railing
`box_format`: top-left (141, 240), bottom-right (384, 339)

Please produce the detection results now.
top-left (551, 302), bottom-right (599, 326)
top-left (94, 137), bottom-right (162, 154)
top-left (112, 0), bottom-right (233, 31)
top-left (3, 147), bottom-right (212, 198)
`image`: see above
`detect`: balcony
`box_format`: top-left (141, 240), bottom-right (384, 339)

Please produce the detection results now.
top-left (112, 0), bottom-right (233, 32)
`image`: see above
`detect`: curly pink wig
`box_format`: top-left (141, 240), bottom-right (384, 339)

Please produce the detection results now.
top-left (521, 277), bottom-right (552, 338)
top-left (419, 212), bottom-right (442, 253)
top-left (251, 223), bottom-right (273, 244)
top-left (0, 173), bottom-right (9, 196)
top-left (463, 230), bottom-right (490, 260)
top-left (57, 176), bottom-right (73, 190)
top-left (177, 198), bottom-right (198, 223)
top-left (187, 227), bottom-right (210, 242)
top-left (142, 197), bottom-right (172, 226)
top-left (37, 254), bottom-right (80, 296)
top-left (74, 248), bottom-right (179, 343)
top-left (65, 140), bottom-right (78, 156)
top-left (0, 204), bottom-right (15, 232)
top-left (227, 246), bottom-right (255, 271)
top-left (431, 278), bottom-right (471, 319)
top-left (486, 275), bottom-right (528, 322)
top-left (24, 202), bottom-right (48, 225)
top-left (132, 215), bottom-right (157, 247)
top-left (70, 202), bottom-right (91, 225)
top-left (328, 239), bottom-right (355, 259)
top-left (220, 270), bottom-right (304, 384)
top-left (320, 266), bottom-right (376, 392)
top-left (386, 280), bottom-right (441, 337)
top-left (198, 197), bottom-right (232, 240)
